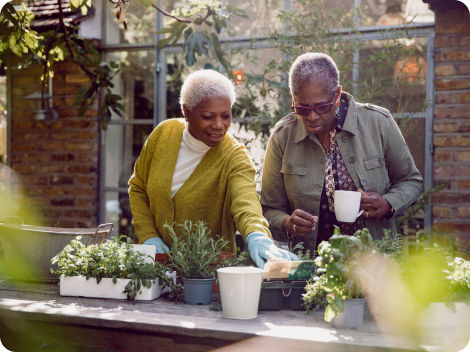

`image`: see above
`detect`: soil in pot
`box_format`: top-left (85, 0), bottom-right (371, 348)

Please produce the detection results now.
top-left (155, 253), bottom-right (169, 265)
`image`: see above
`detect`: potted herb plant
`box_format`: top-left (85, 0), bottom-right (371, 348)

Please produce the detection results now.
top-left (164, 220), bottom-right (229, 305)
top-left (398, 232), bottom-right (470, 346)
top-left (51, 235), bottom-right (175, 300)
top-left (304, 227), bottom-right (375, 328)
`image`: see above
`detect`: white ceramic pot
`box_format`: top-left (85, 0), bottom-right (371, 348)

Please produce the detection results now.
top-left (217, 266), bottom-right (264, 319)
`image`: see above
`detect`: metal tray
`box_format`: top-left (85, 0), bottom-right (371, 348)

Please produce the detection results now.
top-left (0, 222), bottom-right (114, 282)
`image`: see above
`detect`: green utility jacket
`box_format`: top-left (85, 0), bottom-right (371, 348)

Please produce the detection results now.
top-left (260, 92), bottom-right (423, 250)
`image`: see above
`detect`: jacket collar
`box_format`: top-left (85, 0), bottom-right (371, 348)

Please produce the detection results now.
top-left (294, 91), bottom-right (358, 143)
top-left (341, 91), bottom-right (358, 136)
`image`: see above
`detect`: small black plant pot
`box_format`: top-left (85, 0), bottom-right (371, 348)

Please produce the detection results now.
top-left (183, 277), bottom-right (214, 305)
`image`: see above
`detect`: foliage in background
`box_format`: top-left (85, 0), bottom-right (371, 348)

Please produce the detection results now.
top-left (0, 1), bottom-right (122, 129)
top-left (164, 220), bottom-right (229, 279)
top-left (395, 184), bottom-right (446, 236)
top-left (374, 229), bottom-right (403, 259)
top-left (154, 0), bottom-right (246, 73)
top-left (51, 235), bottom-right (175, 300)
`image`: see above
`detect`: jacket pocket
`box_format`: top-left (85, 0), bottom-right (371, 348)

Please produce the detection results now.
top-left (280, 162), bottom-right (307, 201)
top-left (364, 155), bottom-right (385, 170)
top-left (363, 155), bottom-right (388, 193)
top-left (280, 162), bottom-right (308, 175)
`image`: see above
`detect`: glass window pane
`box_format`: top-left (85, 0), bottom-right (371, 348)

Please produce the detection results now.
top-left (400, 117), bottom-right (425, 177)
top-left (104, 192), bottom-right (134, 239)
top-left (357, 38), bottom-right (427, 113)
top-left (106, 50), bottom-right (155, 121)
top-left (0, 76), bottom-right (6, 164)
top-left (104, 124), bottom-right (153, 190)
top-left (105, 1), bottom-right (156, 45)
top-left (360, 0), bottom-right (434, 27)
top-left (225, 0), bottom-right (284, 37)
top-left (281, 0), bottom-right (355, 36)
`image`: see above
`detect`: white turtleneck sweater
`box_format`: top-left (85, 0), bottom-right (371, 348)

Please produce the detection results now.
top-left (171, 123), bottom-right (211, 198)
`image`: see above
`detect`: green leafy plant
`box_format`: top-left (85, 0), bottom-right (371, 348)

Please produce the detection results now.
top-left (304, 227), bottom-right (374, 322)
top-left (292, 241), bottom-right (315, 261)
top-left (303, 274), bottom-right (329, 311)
top-left (445, 256), bottom-right (470, 305)
top-left (395, 185), bottom-right (446, 236)
top-left (400, 231), bottom-right (470, 309)
top-left (222, 250), bottom-right (256, 267)
top-left (164, 220), bottom-right (229, 279)
top-left (51, 235), bottom-right (175, 300)
top-left (303, 229), bottom-right (403, 311)
top-left (373, 229), bottom-right (403, 259)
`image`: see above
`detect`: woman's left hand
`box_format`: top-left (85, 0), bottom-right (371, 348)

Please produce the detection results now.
top-left (359, 190), bottom-right (393, 220)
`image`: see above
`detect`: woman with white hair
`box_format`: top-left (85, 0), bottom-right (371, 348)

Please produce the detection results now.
top-left (260, 53), bottom-right (423, 251)
top-left (129, 69), bottom-right (296, 268)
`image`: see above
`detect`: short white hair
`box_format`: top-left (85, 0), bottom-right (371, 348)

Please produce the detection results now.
top-left (179, 69), bottom-right (236, 114)
top-left (289, 53), bottom-right (339, 96)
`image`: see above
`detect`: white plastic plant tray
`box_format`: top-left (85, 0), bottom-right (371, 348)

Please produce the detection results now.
top-left (59, 244), bottom-right (175, 300)
top-left (59, 275), bottom-right (163, 300)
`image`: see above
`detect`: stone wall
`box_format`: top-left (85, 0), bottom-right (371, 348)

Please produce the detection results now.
top-left (429, 0), bottom-right (470, 250)
top-left (10, 60), bottom-right (100, 228)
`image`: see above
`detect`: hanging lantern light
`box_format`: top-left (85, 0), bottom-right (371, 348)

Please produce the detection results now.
top-left (26, 76), bottom-right (58, 125)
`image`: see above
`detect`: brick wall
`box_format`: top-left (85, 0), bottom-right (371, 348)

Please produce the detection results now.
top-left (431, 2), bottom-right (470, 250)
top-left (10, 61), bottom-right (100, 228)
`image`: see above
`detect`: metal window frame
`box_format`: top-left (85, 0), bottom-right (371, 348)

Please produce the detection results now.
top-left (6, 68), bottom-right (11, 167)
top-left (98, 1), bottom-right (435, 229)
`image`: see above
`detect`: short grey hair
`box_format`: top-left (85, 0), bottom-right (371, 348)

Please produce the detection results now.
top-left (180, 69), bottom-right (236, 113)
top-left (289, 53), bottom-right (340, 96)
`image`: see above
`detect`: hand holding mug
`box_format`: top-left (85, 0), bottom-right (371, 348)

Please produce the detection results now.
top-left (359, 190), bottom-right (393, 219)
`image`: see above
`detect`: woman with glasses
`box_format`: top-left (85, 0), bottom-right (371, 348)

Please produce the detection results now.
top-left (260, 52), bottom-right (422, 251)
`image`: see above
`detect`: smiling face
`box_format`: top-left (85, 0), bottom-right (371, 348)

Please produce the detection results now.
top-left (183, 95), bottom-right (232, 147)
top-left (293, 81), bottom-right (341, 139)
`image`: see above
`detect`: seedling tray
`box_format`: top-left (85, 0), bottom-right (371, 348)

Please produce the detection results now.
top-left (258, 280), bottom-right (307, 311)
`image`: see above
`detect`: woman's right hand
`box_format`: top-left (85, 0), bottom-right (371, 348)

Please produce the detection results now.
top-left (283, 209), bottom-right (318, 238)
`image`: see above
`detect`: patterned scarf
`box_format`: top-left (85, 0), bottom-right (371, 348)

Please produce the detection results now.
top-left (324, 128), bottom-right (337, 212)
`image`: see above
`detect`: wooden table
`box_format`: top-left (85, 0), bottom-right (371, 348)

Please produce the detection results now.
top-left (0, 281), bottom-right (453, 352)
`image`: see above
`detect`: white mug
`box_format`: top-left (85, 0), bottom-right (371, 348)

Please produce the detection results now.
top-left (334, 190), bottom-right (364, 223)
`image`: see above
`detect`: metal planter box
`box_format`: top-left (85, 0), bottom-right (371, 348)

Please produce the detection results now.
top-left (0, 223), bottom-right (113, 282)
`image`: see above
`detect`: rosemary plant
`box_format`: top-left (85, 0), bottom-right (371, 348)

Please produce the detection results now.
top-left (164, 220), bottom-right (229, 279)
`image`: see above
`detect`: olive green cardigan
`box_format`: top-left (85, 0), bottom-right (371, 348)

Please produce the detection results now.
top-left (128, 118), bottom-right (270, 253)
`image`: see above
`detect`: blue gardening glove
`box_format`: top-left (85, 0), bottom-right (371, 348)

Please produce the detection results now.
top-left (246, 232), bottom-right (298, 269)
top-left (143, 237), bottom-right (169, 254)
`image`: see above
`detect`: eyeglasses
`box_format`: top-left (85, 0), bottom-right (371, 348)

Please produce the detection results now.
top-left (291, 91), bottom-right (337, 116)
top-left (291, 102), bottom-right (334, 116)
